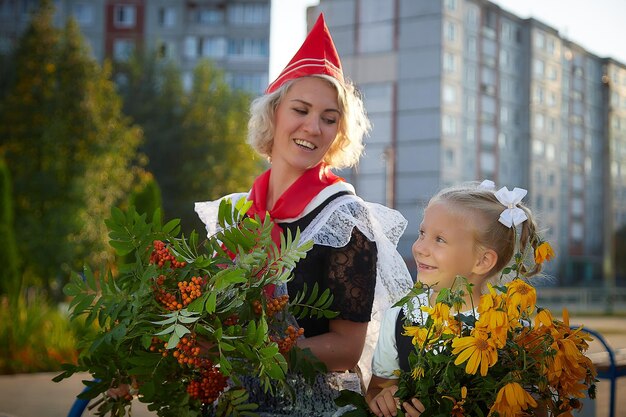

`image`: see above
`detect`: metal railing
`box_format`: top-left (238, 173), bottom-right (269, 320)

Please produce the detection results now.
top-left (536, 287), bottom-right (626, 314)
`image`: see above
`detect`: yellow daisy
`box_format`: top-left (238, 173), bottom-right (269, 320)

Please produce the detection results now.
top-left (535, 241), bottom-right (555, 264)
top-left (490, 382), bottom-right (538, 417)
top-left (451, 328), bottom-right (498, 376)
top-left (506, 279), bottom-right (537, 316)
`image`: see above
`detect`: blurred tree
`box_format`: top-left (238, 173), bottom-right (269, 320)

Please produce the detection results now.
top-left (0, 156), bottom-right (20, 298)
top-left (179, 60), bottom-right (264, 233)
top-left (118, 52), bottom-right (185, 222)
top-left (119, 55), bottom-right (264, 235)
top-left (0, 1), bottom-right (143, 297)
top-left (127, 171), bottom-right (163, 225)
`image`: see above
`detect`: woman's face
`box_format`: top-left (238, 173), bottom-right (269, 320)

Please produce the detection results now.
top-left (270, 77), bottom-right (340, 174)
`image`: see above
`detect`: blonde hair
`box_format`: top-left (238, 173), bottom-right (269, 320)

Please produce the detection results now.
top-left (429, 182), bottom-right (543, 280)
top-left (247, 74), bottom-right (370, 169)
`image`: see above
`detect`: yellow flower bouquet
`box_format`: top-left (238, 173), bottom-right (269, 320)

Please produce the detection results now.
top-left (337, 241), bottom-right (597, 417)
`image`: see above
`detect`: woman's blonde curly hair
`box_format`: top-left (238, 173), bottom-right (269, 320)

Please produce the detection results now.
top-left (247, 74), bottom-right (371, 169)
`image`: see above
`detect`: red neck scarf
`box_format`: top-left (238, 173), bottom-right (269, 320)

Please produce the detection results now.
top-left (248, 163), bottom-right (343, 296)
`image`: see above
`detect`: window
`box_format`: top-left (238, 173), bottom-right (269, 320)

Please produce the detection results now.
top-left (113, 39), bottom-right (134, 61)
top-left (467, 36), bottom-right (477, 55)
top-left (228, 3), bottom-right (269, 24)
top-left (571, 222), bottom-right (583, 241)
top-left (546, 143), bottom-right (556, 161)
top-left (158, 7), bottom-right (176, 27)
top-left (73, 3), bottom-right (93, 25)
top-left (480, 152), bottom-right (496, 174)
top-left (445, 21), bottom-right (456, 42)
top-left (534, 114), bottom-right (545, 131)
top-left (156, 40), bottom-right (176, 59)
top-left (442, 115), bottom-right (457, 135)
top-left (197, 8), bottom-right (223, 24)
top-left (445, 0), bottom-right (457, 11)
top-left (443, 84), bottom-right (456, 103)
top-left (443, 52), bottom-right (456, 73)
top-left (466, 95), bottom-right (476, 114)
top-left (202, 37), bottom-right (227, 58)
top-left (500, 106), bottom-right (509, 125)
top-left (228, 38), bottom-right (269, 57)
top-left (114, 5), bottom-right (136, 28)
top-left (499, 50), bottom-right (510, 69)
top-left (547, 66), bottom-right (558, 80)
top-left (228, 73), bottom-right (267, 93)
top-left (465, 4), bottom-right (479, 27)
top-left (533, 86), bottom-right (544, 104)
top-left (534, 31), bottom-right (546, 50)
top-left (184, 36), bottom-right (198, 58)
top-left (532, 140), bottom-right (544, 156)
top-left (533, 59), bottom-right (545, 76)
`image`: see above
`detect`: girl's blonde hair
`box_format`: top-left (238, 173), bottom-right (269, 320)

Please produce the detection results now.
top-left (429, 182), bottom-right (543, 280)
top-left (247, 74), bottom-right (371, 169)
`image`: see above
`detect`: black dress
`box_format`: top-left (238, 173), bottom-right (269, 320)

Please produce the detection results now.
top-left (241, 191), bottom-right (378, 417)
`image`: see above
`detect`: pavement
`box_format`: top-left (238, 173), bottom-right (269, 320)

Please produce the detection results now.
top-left (1, 314), bottom-right (624, 417)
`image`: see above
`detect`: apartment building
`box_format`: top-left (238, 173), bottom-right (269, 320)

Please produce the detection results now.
top-left (0, 0), bottom-right (271, 94)
top-left (313, 0), bottom-right (626, 286)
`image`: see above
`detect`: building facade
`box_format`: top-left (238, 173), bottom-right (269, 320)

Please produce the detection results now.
top-left (313, 0), bottom-right (626, 287)
top-left (0, 0), bottom-right (271, 94)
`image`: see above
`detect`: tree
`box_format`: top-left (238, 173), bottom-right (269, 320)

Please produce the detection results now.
top-left (0, 156), bottom-right (20, 297)
top-left (0, 1), bottom-right (143, 296)
top-left (119, 55), bottom-right (264, 235)
top-left (179, 60), bottom-right (264, 233)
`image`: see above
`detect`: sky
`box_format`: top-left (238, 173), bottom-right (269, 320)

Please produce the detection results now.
top-left (270, 0), bottom-right (626, 81)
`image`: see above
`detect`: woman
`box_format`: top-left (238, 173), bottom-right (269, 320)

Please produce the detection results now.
top-left (195, 14), bottom-right (413, 416)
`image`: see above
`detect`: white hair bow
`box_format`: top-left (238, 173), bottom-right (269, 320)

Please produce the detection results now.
top-left (494, 186), bottom-right (528, 228)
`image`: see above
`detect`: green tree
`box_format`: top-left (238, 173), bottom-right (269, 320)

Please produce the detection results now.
top-left (119, 52), bottom-right (185, 222)
top-left (0, 156), bottom-right (20, 297)
top-left (179, 60), bottom-right (264, 233)
top-left (0, 2), bottom-right (143, 296)
top-left (119, 55), bottom-right (264, 235)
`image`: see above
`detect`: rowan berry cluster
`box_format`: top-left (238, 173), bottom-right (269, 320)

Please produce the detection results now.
top-left (252, 294), bottom-right (289, 316)
top-left (178, 276), bottom-right (206, 307)
top-left (172, 336), bottom-right (203, 367)
top-left (153, 275), bottom-right (182, 311)
top-left (271, 325), bottom-right (304, 354)
top-left (186, 362), bottom-right (228, 404)
top-left (149, 240), bottom-right (187, 269)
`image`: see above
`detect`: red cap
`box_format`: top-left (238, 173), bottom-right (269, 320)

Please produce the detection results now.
top-left (266, 13), bottom-right (344, 94)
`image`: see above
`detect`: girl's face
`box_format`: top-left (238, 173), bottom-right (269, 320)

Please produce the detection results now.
top-left (270, 77), bottom-right (340, 174)
top-left (412, 200), bottom-right (485, 291)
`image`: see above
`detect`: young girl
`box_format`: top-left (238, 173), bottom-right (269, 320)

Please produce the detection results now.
top-left (366, 181), bottom-right (543, 417)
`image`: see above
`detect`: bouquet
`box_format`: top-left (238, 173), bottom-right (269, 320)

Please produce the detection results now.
top-left (54, 198), bottom-right (336, 417)
top-left (337, 241), bottom-right (598, 417)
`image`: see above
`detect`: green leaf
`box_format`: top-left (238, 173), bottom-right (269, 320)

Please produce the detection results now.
top-left (245, 320), bottom-right (257, 345)
top-left (109, 240), bottom-right (135, 256)
top-left (84, 265), bottom-right (97, 291)
top-left (214, 268), bottom-right (247, 291)
top-left (151, 315), bottom-right (177, 325)
top-left (166, 332), bottom-right (180, 349)
top-left (162, 218), bottom-right (180, 234)
top-left (174, 324), bottom-right (190, 338)
top-left (205, 290), bottom-right (217, 314)
top-left (155, 324), bottom-right (176, 336)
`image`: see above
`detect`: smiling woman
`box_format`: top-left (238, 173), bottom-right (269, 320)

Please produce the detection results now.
top-left (194, 13), bottom-right (413, 416)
